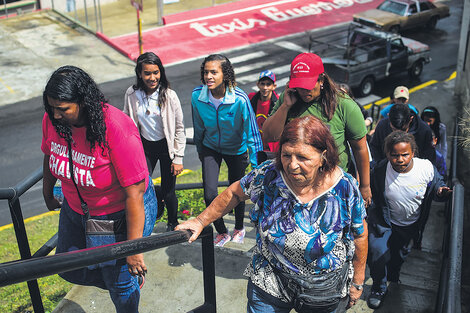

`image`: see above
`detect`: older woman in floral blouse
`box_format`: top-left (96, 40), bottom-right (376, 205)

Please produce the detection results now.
top-left (177, 115), bottom-right (368, 313)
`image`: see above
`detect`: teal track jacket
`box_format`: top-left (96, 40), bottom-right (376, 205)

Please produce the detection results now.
top-left (191, 85), bottom-right (262, 167)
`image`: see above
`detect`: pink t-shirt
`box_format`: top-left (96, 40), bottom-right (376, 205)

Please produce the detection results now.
top-left (41, 105), bottom-right (149, 216)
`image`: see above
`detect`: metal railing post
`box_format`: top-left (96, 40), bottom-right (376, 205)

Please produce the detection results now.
top-left (93, 0), bottom-right (99, 31)
top-left (157, 0), bottom-right (163, 25)
top-left (202, 227), bottom-right (216, 311)
top-left (9, 197), bottom-right (44, 313)
top-left (83, 0), bottom-right (89, 26)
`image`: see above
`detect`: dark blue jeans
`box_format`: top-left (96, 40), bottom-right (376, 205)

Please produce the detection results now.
top-left (199, 146), bottom-right (249, 234)
top-left (56, 179), bottom-right (157, 313)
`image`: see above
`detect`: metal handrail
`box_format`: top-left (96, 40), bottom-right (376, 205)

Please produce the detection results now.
top-left (0, 227), bottom-right (216, 312)
top-left (435, 117), bottom-right (464, 313)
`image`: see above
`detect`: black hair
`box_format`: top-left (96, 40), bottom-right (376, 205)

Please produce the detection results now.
top-left (421, 106), bottom-right (442, 144)
top-left (384, 130), bottom-right (419, 157)
top-left (316, 73), bottom-right (339, 121)
top-left (389, 103), bottom-right (411, 131)
top-left (43, 65), bottom-right (108, 153)
top-left (134, 52), bottom-right (170, 107)
top-left (200, 54), bottom-right (236, 92)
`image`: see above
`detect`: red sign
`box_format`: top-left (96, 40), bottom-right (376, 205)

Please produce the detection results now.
top-left (113, 0), bottom-right (382, 64)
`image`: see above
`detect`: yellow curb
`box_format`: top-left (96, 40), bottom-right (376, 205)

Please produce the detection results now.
top-left (0, 210), bottom-right (60, 232)
top-left (152, 169), bottom-right (192, 185)
top-left (365, 76), bottom-right (452, 110)
top-left (446, 71), bottom-right (456, 81)
top-left (409, 80), bottom-right (438, 92)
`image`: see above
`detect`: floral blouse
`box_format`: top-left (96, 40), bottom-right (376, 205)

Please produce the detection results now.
top-left (239, 160), bottom-right (366, 302)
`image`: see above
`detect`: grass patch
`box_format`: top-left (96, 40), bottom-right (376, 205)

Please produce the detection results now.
top-left (0, 162), bottom-right (241, 312)
top-left (0, 213), bottom-right (72, 313)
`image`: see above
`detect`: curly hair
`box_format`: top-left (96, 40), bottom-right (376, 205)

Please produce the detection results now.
top-left (200, 54), bottom-right (236, 92)
top-left (275, 115), bottom-right (339, 179)
top-left (316, 72), bottom-right (339, 121)
top-left (43, 65), bottom-right (108, 154)
top-left (134, 52), bottom-right (170, 107)
top-left (384, 130), bottom-right (419, 157)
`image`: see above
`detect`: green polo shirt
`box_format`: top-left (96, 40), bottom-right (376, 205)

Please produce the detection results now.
top-left (270, 92), bottom-right (367, 171)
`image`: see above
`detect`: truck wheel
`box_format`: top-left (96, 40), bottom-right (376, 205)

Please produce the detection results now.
top-left (408, 60), bottom-right (423, 79)
top-left (390, 25), bottom-right (400, 33)
top-left (359, 76), bottom-right (374, 97)
top-left (427, 16), bottom-right (438, 30)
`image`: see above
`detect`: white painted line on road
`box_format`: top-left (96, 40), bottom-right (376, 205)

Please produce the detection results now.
top-left (275, 41), bottom-right (307, 53)
top-left (238, 64), bottom-right (291, 84)
top-left (235, 60), bottom-right (276, 75)
top-left (275, 77), bottom-right (289, 88)
top-left (230, 52), bottom-right (268, 64)
top-left (356, 94), bottom-right (381, 106)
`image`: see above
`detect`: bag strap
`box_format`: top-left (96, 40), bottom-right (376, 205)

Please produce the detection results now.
top-left (67, 139), bottom-right (90, 219)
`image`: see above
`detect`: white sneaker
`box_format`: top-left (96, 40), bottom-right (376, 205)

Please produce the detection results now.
top-left (231, 228), bottom-right (246, 244)
top-left (214, 233), bottom-right (231, 247)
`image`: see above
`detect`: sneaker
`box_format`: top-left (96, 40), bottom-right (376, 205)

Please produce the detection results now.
top-left (137, 275), bottom-right (145, 289)
top-left (214, 233), bottom-right (231, 247)
top-left (231, 228), bottom-right (246, 243)
top-left (367, 289), bottom-right (387, 309)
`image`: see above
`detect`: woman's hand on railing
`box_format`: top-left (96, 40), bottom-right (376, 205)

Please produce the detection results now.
top-left (175, 217), bottom-right (205, 243)
top-left (437, 186), bottom-right (453, 198)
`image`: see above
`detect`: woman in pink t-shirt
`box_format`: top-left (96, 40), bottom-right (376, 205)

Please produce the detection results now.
top-left (42, 66), bottom-right (157, 313)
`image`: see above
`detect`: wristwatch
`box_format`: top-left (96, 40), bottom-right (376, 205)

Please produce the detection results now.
top-left (351, 282), bottom-right (363, 290)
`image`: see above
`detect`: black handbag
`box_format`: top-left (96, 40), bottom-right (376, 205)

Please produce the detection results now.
top-left (276, 262), bottom-right (350, 312)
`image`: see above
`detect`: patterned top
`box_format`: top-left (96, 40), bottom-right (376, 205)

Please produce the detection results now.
top-left (240, 160), bottom-right (367, 302)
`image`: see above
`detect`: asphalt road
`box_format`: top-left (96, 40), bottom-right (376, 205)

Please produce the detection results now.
top-left (0, 0), bottom-right (462, 226)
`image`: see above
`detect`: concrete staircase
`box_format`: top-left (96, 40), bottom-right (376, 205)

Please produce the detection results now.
top-left (53, 201), bottom-right (445, 313)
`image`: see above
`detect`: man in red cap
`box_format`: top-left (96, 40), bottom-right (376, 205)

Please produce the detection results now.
top-left (263, 52), bottom-right (371, 210)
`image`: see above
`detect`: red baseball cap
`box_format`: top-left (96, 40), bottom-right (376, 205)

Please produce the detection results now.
top-left (289, 53), bottom-right (324, 90)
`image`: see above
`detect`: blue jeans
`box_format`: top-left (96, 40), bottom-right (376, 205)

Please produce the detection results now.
top-left (247, 280), bottom-right (344, 313)
top-left (56, 179), bottom-right (157, 313)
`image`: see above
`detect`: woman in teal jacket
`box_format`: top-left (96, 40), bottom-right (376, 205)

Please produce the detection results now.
top-left (191, 54), bottom-right (262, 247)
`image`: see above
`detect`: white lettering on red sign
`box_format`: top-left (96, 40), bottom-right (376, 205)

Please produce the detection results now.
top-left (189, 0), bottom-right (373, 37)
top-left (190, 18), bottom-right (267, 37)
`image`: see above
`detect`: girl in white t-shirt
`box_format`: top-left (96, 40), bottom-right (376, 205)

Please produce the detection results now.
top-left (367, 131), bottom-right (452, 310)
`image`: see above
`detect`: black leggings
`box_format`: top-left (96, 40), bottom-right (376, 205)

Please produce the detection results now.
top-left (199, 146), bottom-right (249, 234)
top-left (141, 137), bottom-right (178, 225)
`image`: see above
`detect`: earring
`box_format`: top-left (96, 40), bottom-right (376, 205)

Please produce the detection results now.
top-left (320, 84), bottom-right (324, 90)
